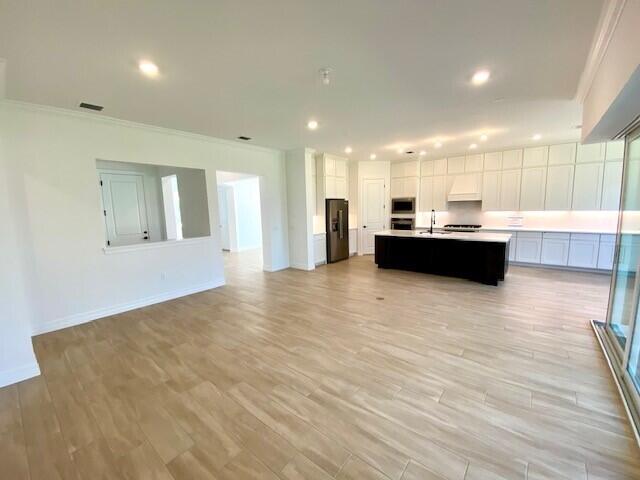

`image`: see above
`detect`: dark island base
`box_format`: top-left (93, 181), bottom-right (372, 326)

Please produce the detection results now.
top-left (375, 235), bottom-right (509, 286)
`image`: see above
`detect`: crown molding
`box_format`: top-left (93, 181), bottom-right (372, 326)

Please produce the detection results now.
top-left (0, 99), bottom-right (283, 155)
top-left (576, 0), bottom-right (627, 103)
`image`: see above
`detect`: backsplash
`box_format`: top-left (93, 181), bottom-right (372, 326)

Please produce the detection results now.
top-left (416, 203), bottom-right (619, 232)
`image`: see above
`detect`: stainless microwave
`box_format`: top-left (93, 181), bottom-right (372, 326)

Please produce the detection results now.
top-left (391, 197), bottom-right (416, 214)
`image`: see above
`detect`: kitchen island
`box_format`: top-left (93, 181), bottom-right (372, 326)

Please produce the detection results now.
top-left (374, 230), bottom-right (512, 285)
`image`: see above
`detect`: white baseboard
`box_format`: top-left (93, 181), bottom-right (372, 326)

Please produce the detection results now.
top-left (290, 262), bottom-right (315, 271)
top-left (32, 279), bottom-right (225, 336)
top-left (0, 361), bottom-right (41, 388)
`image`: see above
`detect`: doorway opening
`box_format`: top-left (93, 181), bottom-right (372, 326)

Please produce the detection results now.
top-left (216, 171), bottom-right (263, 273)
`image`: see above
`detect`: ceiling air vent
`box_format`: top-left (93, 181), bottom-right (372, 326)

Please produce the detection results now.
top-left (79, 102), bottom-right (104, 111)
top-left (237, 136), bottom-right (252, 141)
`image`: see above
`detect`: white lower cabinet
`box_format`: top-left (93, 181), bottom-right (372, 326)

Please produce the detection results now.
top-left (541, 233), bottom-right (570, 266)
top-left (598, 235), bottom-right (615, 270)
top-left (314, 234), bottom-right (326, 265)
top-left (568, 233), bottom-right (599, 269)
top-left (508, 234), bottom-right (516, 262)
top-left (515, 232), bottom-right (542, 263)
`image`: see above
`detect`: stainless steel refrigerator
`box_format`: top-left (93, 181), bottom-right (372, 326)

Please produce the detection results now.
top-left (325, 199), bottom-right (349, 263)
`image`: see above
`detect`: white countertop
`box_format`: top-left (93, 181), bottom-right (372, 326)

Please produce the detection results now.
top-left (375, 230), bottom-right (512, 243)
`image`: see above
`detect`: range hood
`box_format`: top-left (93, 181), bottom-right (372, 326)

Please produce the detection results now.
top-left (448, 174), bottom-right (482, 202)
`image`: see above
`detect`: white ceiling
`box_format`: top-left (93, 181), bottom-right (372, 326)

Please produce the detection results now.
top-left (0, 0), bottom-right (603, 161)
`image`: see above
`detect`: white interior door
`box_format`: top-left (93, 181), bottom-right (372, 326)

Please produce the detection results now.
top-left (361, 178), bottom-right (386, 255)
top-left (100, 172), bottom-right (149, 246)
top-left (218, 186), bottom-right (230, 250)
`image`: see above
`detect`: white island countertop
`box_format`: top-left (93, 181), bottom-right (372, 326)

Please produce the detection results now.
top-left (375, 230), bottom-right (512, 243)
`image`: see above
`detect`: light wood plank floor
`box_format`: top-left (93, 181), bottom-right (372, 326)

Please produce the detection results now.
top-left (2, 251), bottom-right (639, 480)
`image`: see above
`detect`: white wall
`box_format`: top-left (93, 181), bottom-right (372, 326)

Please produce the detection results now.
top-left (582, 0), bottom-right (640, 141)
top-left (0, 133), bottom-right (40, 387)
top-left (285, 148), bottom-right (316, 270)
top-left (0, 101), bottom-right (289, 338)
top-left (230, 177), bottom-right (263, 251)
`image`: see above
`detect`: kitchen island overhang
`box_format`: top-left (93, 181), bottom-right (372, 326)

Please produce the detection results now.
top-left (374, 230), bottom-right (512, 286)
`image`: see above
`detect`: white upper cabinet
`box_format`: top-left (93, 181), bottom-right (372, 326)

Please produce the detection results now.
top-left (545, 164), bottom-right (574, 210)
top-left (324, 157), bottom-right (336, 176)
top-left (465, 154), bottom-right (483, 173)
top-left (390, 178), bottom-right (403, 198)
top-left (447, 156), bottom-right (465, 174)
top-left (502, 149), bottom-right (523, 169)
top-left (419, 176), bottom-right (433, 211)
top-left (481, 171), bottom-right (501, 211)
top-left (421, 159), bottom-right (434, 176)
top-left (335, 159), bottom-right (347, 177)
top-left (577, 143), bottom-right (605, 163)
top-left (520, 167), bottom-right (547, 211)
top-left (335, 177), bottom-right (347, 199)
top-left (392, 160), bottom-right (418, 178)
top-left (391, 162), bottom-right (404, 178)
top-left (500, 169), bottom-right (521, 211)
top-left (434, 158), bottom-right (447, 175)
top-left (548, 143), bottom-right (576, 165)
top-left (605, 141), bottom-right (625, 161)
top-left (325, 175), bottom-right (337, 198)
top-left (523, 146), bottom-right (549, 168)
top-left (404, 177), bottom-right (418, 198)
top-left (572, 162), bottom-right (604, 210)
top-left (403, 160), bottom-right (419, 177)
top-left (601, 161), bottom-right (623, 210)
top-left (484, 152), bottom-right (502, 171)
top-left (432, 176), bottom-right (448, 211)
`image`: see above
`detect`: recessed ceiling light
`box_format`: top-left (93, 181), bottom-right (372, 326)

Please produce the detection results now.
top-left (307, 120), bottom-right (319, 130)
top-left (344, 146), bottom-right (353, 154)
top-left (532, 133), bottom-right (542, 141)
top-left (434, 142), bottom-right (442, 149)
top-left (480, 134), bottom-right (488, 142)
top-left (369, 153), bottom-right (377, 160)
top-left (139, 60), bottom-right (159, 77)
top-left (396, 148), bottom-right (404, 154)
top-left (419, 151), bottom-right (427, 156)
top-left (471, 69), bottom-right (490, 86)
top-left (469, 143), bottom-right (478, 150)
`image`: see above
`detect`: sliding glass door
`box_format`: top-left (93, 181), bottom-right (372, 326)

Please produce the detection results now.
top-left (605, 124), bottom-right (640, 418)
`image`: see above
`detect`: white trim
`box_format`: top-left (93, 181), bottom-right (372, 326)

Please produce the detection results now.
top-left (291, 262), bottom-right (315, 271)
top-left (103, 236), bottom-right (213, 255)
top-left (0, 361), bottom-right (41, 388)
top-left (0, 99), bottom-right (281, 155)
top-left (576, 0), bottom-right (627, 103)
top-left (263, 263), bottom-right (289, 273)
top-left (32, 279), bottom-right (224, 335)
top-left (591, 320), bottom-right (640, 447)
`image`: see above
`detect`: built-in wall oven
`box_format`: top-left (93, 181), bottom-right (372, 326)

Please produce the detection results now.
top-left (390, 217), bottom-right (414, 230)
top-left (391, 197), bottom-right (416, 214)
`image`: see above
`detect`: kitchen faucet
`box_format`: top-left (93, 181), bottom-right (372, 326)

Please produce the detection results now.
top-left (430, 209), bottom-right (436, 234)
